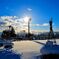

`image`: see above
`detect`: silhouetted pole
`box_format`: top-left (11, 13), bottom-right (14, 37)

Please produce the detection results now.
top-left (28, 18), bottom-right (31, 37)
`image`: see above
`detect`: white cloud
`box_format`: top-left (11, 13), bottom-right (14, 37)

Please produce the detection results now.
top-left (0, 16), bottom-right (30, 32)
top-left (0, 16), bottom-right (51, 33)
top-left (42, 23), bottom-right (49, 26)
top-left (27, 8), bottom-right (32, 11)
top-left (31, 23), bottom-right (49, 27)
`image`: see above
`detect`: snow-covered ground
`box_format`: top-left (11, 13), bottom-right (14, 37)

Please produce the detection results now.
top-left (12, 39), bottom-right (59, 59)
top-left (0, 39), bottom-right (59, 59)
top-left (12, 40), bottom-right (43, 59)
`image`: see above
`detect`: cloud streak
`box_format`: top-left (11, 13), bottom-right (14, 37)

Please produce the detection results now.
top-left (31, 23), bottom-right (49, 27)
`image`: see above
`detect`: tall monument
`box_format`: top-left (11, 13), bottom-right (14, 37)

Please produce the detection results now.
top-left (28, 18), bottom-right (31, 38)
top-left (49, 18), bottom-right (53, 33)
top-left (48, 17), bottom-right (56, 44)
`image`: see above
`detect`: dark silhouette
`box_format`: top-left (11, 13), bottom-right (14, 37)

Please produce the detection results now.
top-left (48, 18), bottom-right (56, 44)
top-left (48, 18), bottom-right (54, 39)
top-left (40, 54), bottom-right (59, 59)
top-left (28, 18), bottom-right (31, 38)
top-left (1, 25), bottom-right (16, 39)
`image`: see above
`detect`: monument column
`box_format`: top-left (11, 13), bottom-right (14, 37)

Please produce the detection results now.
top-left (48, 17), bottom-right (56, 44)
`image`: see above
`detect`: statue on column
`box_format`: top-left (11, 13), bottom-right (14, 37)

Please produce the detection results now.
top-left (48, 17), bottom-right (56, 44)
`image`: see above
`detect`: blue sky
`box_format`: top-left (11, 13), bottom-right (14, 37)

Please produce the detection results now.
top-left (0, 0), bottom-right (59, 32)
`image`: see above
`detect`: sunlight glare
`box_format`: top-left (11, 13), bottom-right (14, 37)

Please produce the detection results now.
top-left (23, 16), bottom-right (30, 23)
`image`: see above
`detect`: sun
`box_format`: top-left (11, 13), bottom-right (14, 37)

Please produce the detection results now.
top-left (23, 16), bottom-right (30, 23)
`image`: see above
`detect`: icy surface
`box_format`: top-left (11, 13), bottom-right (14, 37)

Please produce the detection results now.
top-left (12, 39), bottom-right (59, 59)
top-left (0, 39), bottom-right (59, 59)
